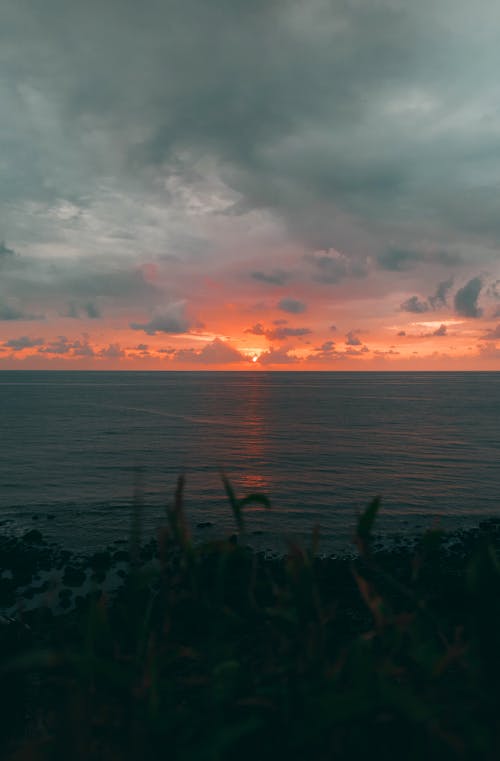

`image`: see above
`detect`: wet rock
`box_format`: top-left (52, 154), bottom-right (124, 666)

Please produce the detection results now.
top-left (0, 578), bottom-right (15, 607)
top-left (89, 551), bottom-right (111, 573)
top-left (22, 529), bottom-right (44, 544)
top-left (12, 565), bottom-right (34, 588)
top-left (113, 550), bottom-right (130, 563)
top-left (62, 566), bottom-right (86, 588)
top-left (59, 588), bottom-right (72, 610)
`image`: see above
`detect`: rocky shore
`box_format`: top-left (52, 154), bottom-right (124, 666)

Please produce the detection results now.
top-left (2, 499), bottom-right (500, 760)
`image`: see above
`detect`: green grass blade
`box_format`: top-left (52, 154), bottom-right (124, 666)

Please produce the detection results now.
top-left (356, 496), bottom-right (381, 549)
top-left (220, 472), bottom-right (244, 533)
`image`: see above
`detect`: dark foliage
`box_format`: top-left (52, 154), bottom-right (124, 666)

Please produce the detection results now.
top-left (2, 482), bottom-right (500, 760)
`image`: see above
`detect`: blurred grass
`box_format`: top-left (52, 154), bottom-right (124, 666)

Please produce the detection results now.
top-left (1, 477), bottom-right (500, 760)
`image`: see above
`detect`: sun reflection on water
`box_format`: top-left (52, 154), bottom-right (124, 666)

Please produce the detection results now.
top-left (237, 374), bottom-right (273, 495)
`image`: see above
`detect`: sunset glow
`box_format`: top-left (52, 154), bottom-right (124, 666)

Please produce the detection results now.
top-left (1, 2), bottom-right (500, 371)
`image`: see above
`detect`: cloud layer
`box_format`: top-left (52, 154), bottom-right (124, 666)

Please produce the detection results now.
top-left (1, 0), bottom-right (500, 368)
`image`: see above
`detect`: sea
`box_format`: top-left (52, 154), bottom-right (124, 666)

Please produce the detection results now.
top-left (1, 371), bottom-right (499, 555)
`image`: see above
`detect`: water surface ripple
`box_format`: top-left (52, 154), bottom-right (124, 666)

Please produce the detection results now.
top-left (1, 371), bottom-right (499, 551)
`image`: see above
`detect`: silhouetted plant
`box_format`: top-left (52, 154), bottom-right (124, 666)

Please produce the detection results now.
top-left (1, 478), bottom-right (500, 759)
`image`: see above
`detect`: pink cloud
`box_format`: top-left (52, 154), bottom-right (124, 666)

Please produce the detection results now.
top-left (174, 338), bottom-right (245, 365)
top-left (258, 347), bottom-right (298, 365)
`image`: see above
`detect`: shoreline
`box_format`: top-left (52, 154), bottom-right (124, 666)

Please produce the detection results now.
top-left (3, 509), bottom-right (500, 759)
top-left (3, 514), bottom-right (500, 615)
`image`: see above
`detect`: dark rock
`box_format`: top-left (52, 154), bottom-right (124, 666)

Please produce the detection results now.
top-left (113, 550), bottom-right (130, 563)
top-left (0, 578), bottom-right (15, 607)
top-left (89, 551), bottom-right (111, 572)
top-left (22, 529), bottom-right (44, 544)
top-left (62, 566), bottom-right (86, 588)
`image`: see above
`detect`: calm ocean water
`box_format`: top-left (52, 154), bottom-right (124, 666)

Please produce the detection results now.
top-left (1, 371), bottom-right (500, 553)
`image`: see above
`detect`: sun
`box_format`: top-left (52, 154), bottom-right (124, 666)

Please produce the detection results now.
top-left (252, 355), bottom-right (258, 363)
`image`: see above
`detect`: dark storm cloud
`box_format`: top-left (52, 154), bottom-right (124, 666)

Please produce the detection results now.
top-left (377, 249), bottom-right (460, 273)
top-left (245, 322), bottom-right (310, 341)
top-left (345, 345), bottom-right (369, 356)
top-left (278, 298), bottom-right (306, 314)
top-left (130, 305), bottom-right (191, 335)
top-left (318, 340), bottom-right (335, 353)
top-left (486, 280), bottom-right (500, 300)
top-left (4, 336), bottom-right (44, 350)
top-left (245, 323), bottom-right (266, 336)
top-left (85, 302), bottom-right (101, 319)
top-left (64, 301), bottom-right (101, 319)
top-left (2, 0), bottom-right (500, 349)
top-left (429, 278), bottom-right (454, 309)
top-left (266, 326), bottom-right (311, 341)
top-left (345, 331), bottom-right (362, 346)
top-left (0, 302), bottom-right (45, 321)
top-left (307, 339), bottom-right (373, 362)
top-left (401, 278), bottom-right (454, 314)
top-left (72, 340), bottom-right (96, 357)
top-left (37, 336), bottom-right (95, 356)
top-left (306, 250), bottom-right (367, 284)
top-left (311, 340), bottom-right (337, 360)
top-left (59, 269), bottom-right (158, 301)
top-left (433, 251), bottom-right (462, 267)
top-left (99, 343), bottom-right (124, 358)
top-left (0, 247), bottom-right (162, 317)
top-left (410, 324), bottom-right (448, 338)
top-left (38, 336), bottom-right (72, 354)
top-left (378, 248), bottom-right (426, 272)
top-left (0, 242), bottom-right (16, 260)
top-left (64, 303), bottom-right (80, 319)
top-left (251, 270), bottom-right (290, 286)
top-left (454, 277), bottom-right (483, 318)
top-left (4, 0), bottom-right (500, 259)
top-left (400, 296), bottom-right (430, 314)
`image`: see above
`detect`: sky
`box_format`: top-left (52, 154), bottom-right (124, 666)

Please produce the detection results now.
top-left (1, 0), bottom-right (500, 370)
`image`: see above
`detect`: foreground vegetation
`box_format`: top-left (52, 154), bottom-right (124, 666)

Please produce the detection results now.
top-left (2, 478), bottom-right (500, 760)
